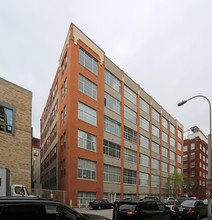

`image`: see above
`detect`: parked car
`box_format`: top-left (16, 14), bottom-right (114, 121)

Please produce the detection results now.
top-left (162, 197), bottom-right (176, 205)
top-left (112, 199), bottom-right (176, 220)
top-left (0, 197), bottom-right (110, 220)
top-left (89, 199), bottom-right (113, 210)
top-left (143, 196), bottom-right (159, 200)
top-left (173, 199), bottom-right (207, 220)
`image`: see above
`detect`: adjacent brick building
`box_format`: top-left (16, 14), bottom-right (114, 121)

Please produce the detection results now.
top-left (0, 77), bottom-right (32, 191)
top-left (40, 23), bottom-right (184, 206)
top-left (183, 126), bottom-right (208, 199)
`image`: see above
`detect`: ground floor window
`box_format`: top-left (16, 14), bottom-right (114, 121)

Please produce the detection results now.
top-left (77, 191), bottom-right (96, 205)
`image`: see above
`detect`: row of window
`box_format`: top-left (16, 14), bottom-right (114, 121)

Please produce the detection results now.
top-left (184, 144), bottom-right (208, 154)
top-left (183, 162), bottom-right (208, 171)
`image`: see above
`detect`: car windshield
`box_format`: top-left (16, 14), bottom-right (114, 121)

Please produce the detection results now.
top-left (181, 200), bottom-right (196, 207)
top-left (119, 204), bottom-right (137, 211)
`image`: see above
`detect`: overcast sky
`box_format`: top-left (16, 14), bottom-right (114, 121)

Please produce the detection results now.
top-left (1, 0), bottom-right (212, 139)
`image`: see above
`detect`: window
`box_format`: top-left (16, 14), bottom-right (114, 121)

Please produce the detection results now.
top-left (183, 172), bottom-right (188, 178)
top-left (191, 143), bottom-right (195, 150)
top-left (63, 132), bottom-right (66, 149)
top-left (78, 102), bottom-right (97, 126)
top-left (104, 92), bottom-right (121, 114)
top-left (200, 162), bottom-right (202, 168)
top-left (162, 117), bottom-right (168, 129)
top-left (200, 153), bottom-right (202, 160)
top-left (79, 47), bottom-right (98, 75)
top-left (162, 162), bottom-right (168, 172)
top-left (103, 140), bottom-right (121, 158)
top-left (61, 111), bottom-right (63, 127)
top-left (170, 137), bottom-right (175, 147)
top-left (203, 155), bottom-right (205, 162)
top-left (140, 98), bottom-right (149, 114)
top-left (124, 106), bottom-right (137, 124)
top-left (151, 175), bottom-right (159, 187)
top-left (78, 191), bottom-right (96, 205)
top-left (61, 53), bottom-right (67, 76)
top-left (63, 159), bottom-right (66, 176)
top-left (152, 125), bottom-right (159, 138)
top-left (79, 74), bottom-right (97, 100)
top-left (78, 158), bottom-right (96, 180)
top-left (0, 103), bottom-right (15, 134)
top-left (178, 155), bottom-right (182, 164)
top-left (63, 106), bottom-right (66, 122)
top-left (104, 69), bottom-right (121, 93)
top-left (140, 117), bottom-right (150, 131)
top-left (152, 158), bottom-right (159, 170)
top-left (61, 85), bottom-right (64, 100)
top-left (183, 155), bottom-right (188, 161)
top-left (170, 151), bottom-right (175, 162)
top-left (124, 148), bottom-right (137, 163)
top-left (170, 124), bottom-right (175, 134)
top-left (124, 126), bottom-right (137, 144)
top-left (140, 154), bottom-right (149, 167)
top-left (170, 165), bottom-right (175, 174)
top-left (203, 164), bottom-right (205, 170)
top-left (139, 172), bottom-right (149, 186)
top-left (161, 177), bottom-right (167, 188)
top-left (60, 136), bottom-right (63, 151)
top-left (184, 145), bottom-right (188, 152)
top-left (124, 168), bottom-right (137, 184)
top-left (78, 130), bottom-right (97, 152)
top-left (152, 108), bottom-right (160, 122)
top-left (178, 142), bottom-right (182, 151)
top-left (203, 147), bottom-right (206, 153)
top-left (178, 168), bottom-right (182, 173)
top-left (190, 171), bottom-right (195, 177)
top-left (152, 141), bottom-right (160, 154)
top-left (162, 132), bottom-right (168, 143)
top-left (104, 164), bottom-right (121, 183)
top-left (104, 116), bottom-right (121, 136)
top-left (191, 162), bottom-right (195, 168)
top-left (64, 78), bottom-right (67, 95)
top-left (140, 135), bottom-right (149, 149)
top-left (162, 147), bottom-right (168, 158)
top-left (183, 164), bottom-right (188, 169)
top-left (124, 85), bottom-right (137, 105)
top-left (178, 130), bottom-right (182, 139)
top-left (191, 152), bottom-right (195, 160)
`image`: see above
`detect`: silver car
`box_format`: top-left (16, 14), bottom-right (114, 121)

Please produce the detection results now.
top-left (162, 197), bottom-right (176, 205)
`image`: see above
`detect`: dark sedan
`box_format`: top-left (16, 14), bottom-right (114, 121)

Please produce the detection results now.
top-left (174, 199), bottom-right (207, 220)
top-left (89, 199), bottom-right (114, 210)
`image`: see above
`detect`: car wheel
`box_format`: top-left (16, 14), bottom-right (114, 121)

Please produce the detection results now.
top-left (98, 206), bottom-right (101, 210)
top-left (196, 213), bottom-right (200, 220)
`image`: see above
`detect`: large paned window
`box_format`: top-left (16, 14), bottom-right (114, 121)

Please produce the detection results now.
top-left (78, 158), bottom-right (96, 180)
top-left (162, 132), bottom-right (168, 143)
top-left (104, 92), bottom-right (121, 114)
top-left (79, 74), bottom-right (97, 100)
top-left (104, 69), bottom-right (121, 93)
top-left (152, 125), bottom-right (160, 138)
top-left (79, 48), bottom-right (98, 75)
top-left (103, 140), bottom-right (121, 158)
top-left (140, 154), bottom-right (149, 167)
top-left (152, 141), bottom-right (160, 154)
top-left (124, 168), bottom-right (137, 184)
top-left (124, 106), bottom-right (137, 124)
top-left (170, 151), bottom-right (175, 162)
top-left (104, 164), bottom-right (121, 183)
top-left (162, 117), bottom-right (168, 129)
top-left (140, 135), bottom-right (149, 149)
top-left (170, 165), bottom-right (175, 174)
top-left (170, 137), bottom-right (175, 147)
top-left (152, 108), bottom-right (160, 122)
top-left (178, 142), bottom-right (182, 151)
top-left (178, 155), bottom-right (182, 164)
top-left (140, 98), bottom-right (149, 114)
top-left (140, 117), bottom-right (149, 131)
top-left (0, 104), bottom-right (14, 134)
top-left (78, 192), bottom-right (96, 205)
top-left (151, 175), bottom-right (159, 187)
top-left (104, 116), bottom-right (121, 136)
top-left (124, 126), bottom-right (137, 144)
top-left (161, 177), bottom-right (167, 188)
top-left (151, 158), bottom-right (159, 170)
top-left (139, 172), bottom-right (149, 186)
top-left (178, 130), bottom-right (182, 139)
top-left (162, 162), bottom-right (168, 172)
top-left (170, 124), bottom-right (175, 134)
top-left (124, 148), bottom-right (137, 163)
top-left (78, 102), bottom-right (97, 126)
top-left (78, 130), bottom-right (97, 152)
top-left (162, 147), bottom-right (168, 158)
top-left (124, 85), bottom-right (137, 105)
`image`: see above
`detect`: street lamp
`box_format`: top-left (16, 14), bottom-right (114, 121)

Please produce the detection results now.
top-left (178, 95), bottom-right (212, 220)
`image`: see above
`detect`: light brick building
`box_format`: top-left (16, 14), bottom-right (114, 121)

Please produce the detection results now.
top-left (0, 77), bottom-right (32, 191)
top-left (40, 23), bottom-right (184, 206)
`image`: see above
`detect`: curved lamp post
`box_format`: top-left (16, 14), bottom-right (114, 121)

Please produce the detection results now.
top-left (178, 95), bottom-right (211, 219)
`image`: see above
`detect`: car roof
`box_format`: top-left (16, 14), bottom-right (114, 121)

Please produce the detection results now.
top-left (116, 199), bottom-right (157, 204)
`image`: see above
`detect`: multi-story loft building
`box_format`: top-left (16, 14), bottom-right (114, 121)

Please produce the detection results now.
top-left (32, 137), bottom-right (41, 165)
top-left (183, 126), bottom-right (208, 199)
top-left (40, 23), bottom-right (184, 206)
top-left (0, 77), bottom-right (32, 191)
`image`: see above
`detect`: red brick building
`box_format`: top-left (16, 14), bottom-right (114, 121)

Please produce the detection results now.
top-left (183, 126), bottom-right (208, 199)
top-left (40, 23), bottom-right (184, 206)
